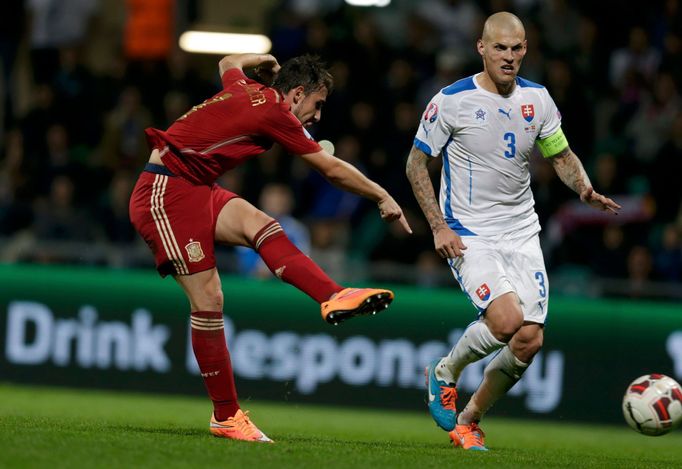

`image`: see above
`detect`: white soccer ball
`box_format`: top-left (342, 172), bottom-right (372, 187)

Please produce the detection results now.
top-left (622, 374), bottom-right (682, 436)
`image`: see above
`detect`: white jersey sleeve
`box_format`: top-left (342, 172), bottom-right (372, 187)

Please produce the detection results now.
top-left (414, 92), bottom-right (456, 157)
top-left (538, 88), bottom-right (562, 139)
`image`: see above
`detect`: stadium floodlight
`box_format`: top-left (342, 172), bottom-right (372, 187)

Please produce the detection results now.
top-left (179, 31), bottom-right (272, 55)
top-left (345, 0), bottom-right (391, 6)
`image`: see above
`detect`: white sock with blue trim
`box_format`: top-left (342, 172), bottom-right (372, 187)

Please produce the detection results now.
top-left (458, 346), bottom-right (529, 425)
top-left (437, 320), bottom-right (505, 384)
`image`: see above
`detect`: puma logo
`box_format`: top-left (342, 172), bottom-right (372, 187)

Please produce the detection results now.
top-left (498, 108), bottom-right (512, 119)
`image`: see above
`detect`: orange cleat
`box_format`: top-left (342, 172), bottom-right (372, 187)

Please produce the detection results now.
top-left (209, 409), bottom-right (273, 443)
top-left (321, 288), bottom-right (394, 325)
top-left (449, 422), bottom-right (488, 451)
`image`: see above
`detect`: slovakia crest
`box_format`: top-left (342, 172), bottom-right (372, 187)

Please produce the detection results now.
top-left (476, 283), bottom-right (491, 301)
top-left (423, 102), bottom-right (439, 123)
top-left (521, 104), bottom-right (535, 122)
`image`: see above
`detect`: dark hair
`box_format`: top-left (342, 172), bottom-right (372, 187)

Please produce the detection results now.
top-left (272, 54), bottom-right (334, 95)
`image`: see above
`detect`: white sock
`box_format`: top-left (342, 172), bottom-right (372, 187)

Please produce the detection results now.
top-left (437, 320), bottom-right (505, 384)
top-left (458, 346), bottom-right (530, 425)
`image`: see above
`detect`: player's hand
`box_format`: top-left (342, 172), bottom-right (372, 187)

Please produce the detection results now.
top-left (433, 225), bottom-right (467, 258)
top-left (580, 187), bottom-right (621, 215)
top-left (378, 197), bottom-right (412, 234)
top-left (254, 55), bottom-right (281, 85)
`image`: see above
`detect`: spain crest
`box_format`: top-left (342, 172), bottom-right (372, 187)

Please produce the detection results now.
top-left (185, 239), bottom-right (205, 263)
top-left (521, 104), bottom-right (535, 122)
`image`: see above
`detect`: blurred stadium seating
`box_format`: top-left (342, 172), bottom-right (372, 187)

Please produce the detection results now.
top-left (0, 0), bottom-right (680, 300)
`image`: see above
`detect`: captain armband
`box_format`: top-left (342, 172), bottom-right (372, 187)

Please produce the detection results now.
top-left (536, 128), bottom-right (569, 158)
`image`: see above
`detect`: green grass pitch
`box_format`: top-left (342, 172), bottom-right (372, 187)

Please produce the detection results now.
top-left (1, 383), bottom-right (681, 468)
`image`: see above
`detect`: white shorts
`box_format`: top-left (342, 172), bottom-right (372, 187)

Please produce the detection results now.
top-left (447, 231), bottom-right (548, 324)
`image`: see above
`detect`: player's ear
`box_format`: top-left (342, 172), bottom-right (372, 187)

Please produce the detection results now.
top-left (292, 86), bottom-right (306, 104)
top-left (477, 39), bottom-right (485, 56)
top-left (283, 85), bottom-right (306, 106)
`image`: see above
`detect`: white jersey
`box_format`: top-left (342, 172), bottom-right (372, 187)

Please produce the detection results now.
top-left (415, 74), bottom-right (562, 237)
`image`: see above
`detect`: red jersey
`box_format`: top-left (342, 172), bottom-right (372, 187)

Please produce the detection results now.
top-left (144, 68), bottom-right (322, 185)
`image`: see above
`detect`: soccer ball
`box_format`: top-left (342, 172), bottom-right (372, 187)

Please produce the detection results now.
top-left (622, 374), bottom-right (682, 436)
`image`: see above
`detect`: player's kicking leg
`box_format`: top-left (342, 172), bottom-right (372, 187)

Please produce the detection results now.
top-left (216, 198), bottom-right (394, 325)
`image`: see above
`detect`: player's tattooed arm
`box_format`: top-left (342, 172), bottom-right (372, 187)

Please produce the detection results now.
top-left (406, 146), bottom-right (467, 257)
top-left (550, 146), bottom-right (621, 214)
top-left (406, 146), bottom-right (445, 232)
top-left (549, 146), bottom-right (590, 195)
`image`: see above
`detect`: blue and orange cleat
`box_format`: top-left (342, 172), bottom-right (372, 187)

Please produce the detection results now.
top-left (321, 288), bottom-right (394, 325)
top-left (209, 409), bottom-right (273, 443)
top-left (449, 422), bottom-right (488, 451)
top-left (425, 358), bottom-right (458, 431)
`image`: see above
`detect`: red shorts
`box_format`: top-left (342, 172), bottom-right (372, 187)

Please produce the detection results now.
top-left (129, 164), bottom-right (239, 276)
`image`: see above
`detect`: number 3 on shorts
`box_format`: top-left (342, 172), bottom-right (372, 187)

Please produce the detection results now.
top-left (534, 271), bottom-right (547, 298)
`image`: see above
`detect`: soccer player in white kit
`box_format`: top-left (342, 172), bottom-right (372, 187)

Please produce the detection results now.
top-left (406, 12), bottom-right (621, 451)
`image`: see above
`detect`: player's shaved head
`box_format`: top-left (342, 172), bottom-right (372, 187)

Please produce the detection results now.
top-left (476, 11), bottom-right (527, 94)
top-left (481, 12), bottom-right (525, 42)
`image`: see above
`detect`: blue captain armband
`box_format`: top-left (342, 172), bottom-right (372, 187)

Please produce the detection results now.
top-left (536, 128), bottom-right (569, 158)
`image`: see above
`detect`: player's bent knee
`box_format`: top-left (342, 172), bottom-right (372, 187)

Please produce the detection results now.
top-left (485, 293), bottom-right (524, 341)
top-left (492, 321), bottom-right (523, 342)
top-left (486, 313), bottom-right (524, 342)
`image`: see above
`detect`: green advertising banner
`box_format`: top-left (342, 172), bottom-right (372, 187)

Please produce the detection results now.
top-left (1, 264), bottom-right (680, 423)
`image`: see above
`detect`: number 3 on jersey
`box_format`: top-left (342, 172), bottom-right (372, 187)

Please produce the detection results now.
top-left (503, 132), bottom-right (516, 158)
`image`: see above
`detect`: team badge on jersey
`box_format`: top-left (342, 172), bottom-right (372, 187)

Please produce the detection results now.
top-left (476, 283), bottom-right (491, 301)
top-left (475, 108), bottom-right (487, 121)
top-left (424, 102), bottom-right (439, 123)
top-left (185, 239), bottom-right (205, 263)
top-left (421, 102), bottom-right (439, 135)
top-left (521, 104), bottom-right (535, 122)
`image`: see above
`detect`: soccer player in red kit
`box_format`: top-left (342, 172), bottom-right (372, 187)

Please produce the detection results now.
top-left (129, 53), bottom-right (412, 443)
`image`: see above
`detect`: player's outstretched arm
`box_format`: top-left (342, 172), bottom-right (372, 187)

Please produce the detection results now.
top-left (298, 149), bottom-right (412, 233)
top-left (549, 146), bottom-right (621, 214)
top-left (406, 145), bottom-right (467, 258)
top-left (218, 54), bottom-right (280, 84)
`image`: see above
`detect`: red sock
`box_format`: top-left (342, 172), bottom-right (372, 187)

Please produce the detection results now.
top-left (253, 221), bottom-right (343, 303)
top-left (190, 311), bottom-right (239, 421)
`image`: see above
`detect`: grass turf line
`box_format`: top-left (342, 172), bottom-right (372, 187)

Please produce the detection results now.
top-left (1, 383), bottom-right (681, 468)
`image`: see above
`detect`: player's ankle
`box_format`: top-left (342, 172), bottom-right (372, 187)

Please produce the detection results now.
top-left (434, 359), bottom-right (456, 383)
top-left (457, 410), bottom-right (480, 426)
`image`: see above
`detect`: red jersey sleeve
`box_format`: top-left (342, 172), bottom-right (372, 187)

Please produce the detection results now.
top-left (261, 105), bottom-right (322, 156)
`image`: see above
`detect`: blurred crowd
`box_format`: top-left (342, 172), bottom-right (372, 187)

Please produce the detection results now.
top-left (0, 0), bottom-right (681, 299)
